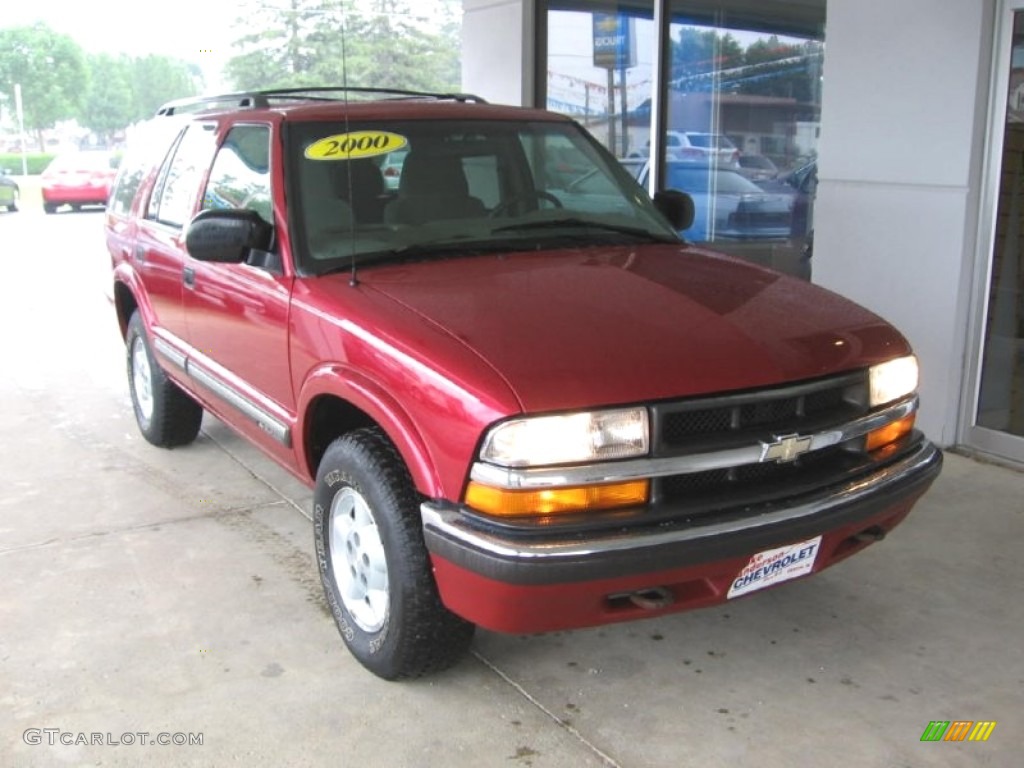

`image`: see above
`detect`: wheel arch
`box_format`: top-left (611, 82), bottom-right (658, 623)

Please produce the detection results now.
top-left (298, 367), bottom-right (444, 498)
top-left (112, 268), bottom-right (153, 340)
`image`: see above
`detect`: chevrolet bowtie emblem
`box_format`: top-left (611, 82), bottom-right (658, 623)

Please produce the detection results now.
top-left (760, 433), bottom-right (813, 463)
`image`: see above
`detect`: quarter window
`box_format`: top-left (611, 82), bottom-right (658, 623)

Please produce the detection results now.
top-left (147, 123), bottom-right (216, 228)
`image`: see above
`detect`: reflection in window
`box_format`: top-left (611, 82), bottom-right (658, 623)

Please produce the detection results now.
top-left (545, 3), bottom-right (654, 159)
top-left (541, 1), bottom-right (825, 278)
top-left (148, 123), bottom-right (216, 228)
top-left (667, 1), bottom-right (824, 275)
top-left (976, 15), bottom-right (1024, 438)
top-left (203, 125), bottom-right (273, 223)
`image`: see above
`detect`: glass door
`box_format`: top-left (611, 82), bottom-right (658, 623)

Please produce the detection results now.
top-left (965, 0), bottom-right (1024, 463)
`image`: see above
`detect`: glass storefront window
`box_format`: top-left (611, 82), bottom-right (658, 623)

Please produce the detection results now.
top-left (541, 1), bottom-right (825, 278)
top-left (666, 1), bottom-right (824, 276)
top-left (975, 10), bottom-right (1024, 444)
top-left (544, 2), bottom-right (655, 159)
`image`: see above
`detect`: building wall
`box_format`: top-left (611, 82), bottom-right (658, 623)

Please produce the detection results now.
top-left (462, 0), bottom-right (534, 105)
top-left (813, 0), bottom-right (994, 444)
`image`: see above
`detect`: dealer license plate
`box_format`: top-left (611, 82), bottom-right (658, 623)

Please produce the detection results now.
top-left (727, 536), bottom-right (822, 599)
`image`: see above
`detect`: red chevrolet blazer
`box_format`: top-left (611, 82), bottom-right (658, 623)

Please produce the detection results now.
top-left (106, 87), bottom-right (941, 680)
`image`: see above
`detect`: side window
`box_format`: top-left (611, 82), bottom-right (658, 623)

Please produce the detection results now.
top-left (146, 123), bottom-right (216, 228)
top-left (109, 158), bottom-right (147, 217)
top-left (202, 125), bottom-right (272, 223)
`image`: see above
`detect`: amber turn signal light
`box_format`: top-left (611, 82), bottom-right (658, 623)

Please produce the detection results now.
top-left (464, 480), bottom-right (649, 518)
top-left (866, 414), bottom-right (915, 452)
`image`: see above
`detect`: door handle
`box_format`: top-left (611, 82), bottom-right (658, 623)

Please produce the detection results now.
top-left (134, 245), bottom-right (146, 263)
top-left (183, 266), bottom-right (195, 288)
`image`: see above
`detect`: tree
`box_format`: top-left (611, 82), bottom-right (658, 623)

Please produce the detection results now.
top-left (75, 53), bottom-right (199, 142)
top-left (0, 23), bottom-right (87, 147)
top-left (131, 55), bottom-right (202, 117)
top-left (79, 53), bottom-right (136, 142)
top-left (226, 0), bottom-right (344, 90)
top-left (670, 27), bottom-right (743, 92)
top-left (226, 0), bottom-right (462, 94)
top-left (736, 36), bottom-right (823, 103)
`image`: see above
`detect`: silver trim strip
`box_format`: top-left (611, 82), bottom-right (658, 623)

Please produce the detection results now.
top-left (153, 337), bottom-right (186, 371)
top-left (469, 397), bottom-right (918, 490)
top-left (424, 442), bottom-right (940, 562)
top-left (153, 336), bottom-right (292, 447)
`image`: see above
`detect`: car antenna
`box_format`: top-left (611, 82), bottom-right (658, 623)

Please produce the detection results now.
top-left (341, 19), bottom-right (359, 288)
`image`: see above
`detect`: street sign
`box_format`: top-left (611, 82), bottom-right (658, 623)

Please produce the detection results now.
top-left (593, 14), bottom-right (636, 70)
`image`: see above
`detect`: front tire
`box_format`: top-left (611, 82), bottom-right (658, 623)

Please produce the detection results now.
top-left (126, 311), bottom-right (203, 447)
top-left (314, 428), bottom-right (474, 680)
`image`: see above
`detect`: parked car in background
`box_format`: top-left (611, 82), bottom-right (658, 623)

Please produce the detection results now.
top-left (379, 147), bottom-right (407, 190)
top-left (41, 151), bottom-right (118, 213)
top-left (757, 159), bottom-right (817, 240)
top-left (0, 169), bottom-right (18, 212)
top-left (669, 131), bottom-right (740, 165)
top-left (736, 154), bottom-right (779, 182)
top-left (633, 161), bottom-right (792, 241)
top-left (630, 131), bottom-right (740, 166)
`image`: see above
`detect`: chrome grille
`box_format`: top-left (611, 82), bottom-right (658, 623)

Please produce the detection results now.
top-left (652, 372), bottom-right (877, 513)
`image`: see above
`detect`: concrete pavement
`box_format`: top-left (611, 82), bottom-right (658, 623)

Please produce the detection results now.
top-left (1, 208), bottom-right (1021, 767)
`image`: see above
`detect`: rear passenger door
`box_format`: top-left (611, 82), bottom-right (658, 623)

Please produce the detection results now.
top-left (182, 123), bottom-right (295, 458)
top-left (134, 122), bottom-right (216, 351)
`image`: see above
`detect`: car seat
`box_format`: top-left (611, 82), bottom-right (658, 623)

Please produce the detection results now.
top-left (384, 151), bottom-right (486, 226)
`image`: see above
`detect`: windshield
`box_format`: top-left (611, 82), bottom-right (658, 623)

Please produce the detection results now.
top-left (288, 119), bottom-right (679, 274)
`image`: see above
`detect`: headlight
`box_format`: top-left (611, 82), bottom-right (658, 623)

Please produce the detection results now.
top-left (479, 407), bottom-right (649, 468)
top-left (869, 356), bottom-right (918, 407)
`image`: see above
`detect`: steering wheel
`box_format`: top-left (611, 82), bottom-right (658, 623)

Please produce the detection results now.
top-left (489, 190), bottom-right (563, 218)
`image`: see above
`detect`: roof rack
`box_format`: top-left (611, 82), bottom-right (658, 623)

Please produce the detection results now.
top-left (155, 87), bottom-right (488, 116)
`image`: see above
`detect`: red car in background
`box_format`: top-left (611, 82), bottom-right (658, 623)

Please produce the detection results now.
top-left (41, 151), bottom-right (118, 213)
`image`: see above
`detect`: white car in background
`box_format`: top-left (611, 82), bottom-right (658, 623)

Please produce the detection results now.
top-left (631, 131), bottom-right (740, 166)
top-left (666, 131), bottom-right (739, 165)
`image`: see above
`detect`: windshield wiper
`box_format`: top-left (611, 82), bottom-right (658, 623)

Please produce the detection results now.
top-left (314, 239), bottom-right (520, 276)
top-left (492, 217), bottom-right (678, 243)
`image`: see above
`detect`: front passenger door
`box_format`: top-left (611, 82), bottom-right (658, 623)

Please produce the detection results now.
top-left (183, 124), bottom-right (295, 461)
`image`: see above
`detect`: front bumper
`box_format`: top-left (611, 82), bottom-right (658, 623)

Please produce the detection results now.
top-left (422, 441), bottom-right (942, 633)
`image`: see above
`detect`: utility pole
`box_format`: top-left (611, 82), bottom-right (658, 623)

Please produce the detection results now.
top-left (14, 84), bottom-right (28, 176)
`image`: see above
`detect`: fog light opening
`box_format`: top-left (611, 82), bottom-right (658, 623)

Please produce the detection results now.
top-left (607, 586), bottom-right (675, 612)
top-left (852, 526), bottom-right (886, 543)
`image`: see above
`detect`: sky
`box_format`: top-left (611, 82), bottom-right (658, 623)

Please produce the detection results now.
top-left (3, 1), bottom-right (459, 93)
top-left (3, 0), bottom-right (242, 89)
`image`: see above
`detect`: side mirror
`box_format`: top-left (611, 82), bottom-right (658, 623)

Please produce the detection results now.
top-left (186, 208), bottom-right (272, 263)
top-left (653, 189), bottom-right (695, 231)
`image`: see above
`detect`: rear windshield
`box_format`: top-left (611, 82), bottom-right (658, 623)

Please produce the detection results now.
top-left (47, 152), bottom-right (117, 172)
top-left (685, 134), bottom-right (735, 150)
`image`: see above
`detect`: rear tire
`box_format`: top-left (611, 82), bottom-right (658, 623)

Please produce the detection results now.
top-left (43, 202), bottom-right (57, 214)
top-left (126, 311), bottom-right (203, 447)
top-left (314, 428), bottom-right (475, 680)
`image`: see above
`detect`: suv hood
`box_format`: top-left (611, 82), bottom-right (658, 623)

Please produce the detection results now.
top-left (360, 245), bottom-right (910, 413)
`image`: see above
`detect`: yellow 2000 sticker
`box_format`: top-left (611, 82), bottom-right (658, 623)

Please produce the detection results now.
top-left (304, 131), bottom-right (408, 161)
